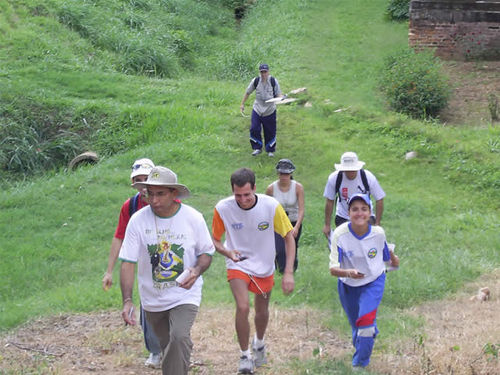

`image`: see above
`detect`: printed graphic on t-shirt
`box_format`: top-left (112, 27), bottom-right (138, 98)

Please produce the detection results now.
top-left (232, 222), bottom-right (243, 230)
top-left (341, 187), bottom-right (348, 201)
top-left (368, 248), bottom-right (377, 258)
top-left (147, 240), bottom-right (185, 284)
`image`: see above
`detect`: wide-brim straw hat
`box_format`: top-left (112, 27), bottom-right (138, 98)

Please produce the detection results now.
top-left (334, 152), bottom-right (365, 171)
top-left (132, 166), bottom-right (190, 199)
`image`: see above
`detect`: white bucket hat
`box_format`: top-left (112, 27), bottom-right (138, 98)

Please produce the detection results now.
top-left (130, 158), bottom-right (155, 179)
top-left (133, 166), bottom-right (190, 199)
top-left (335, 152), bottom-right (365, 171)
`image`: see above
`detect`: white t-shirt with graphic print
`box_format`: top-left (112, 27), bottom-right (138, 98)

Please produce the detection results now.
top-left (119, 204), bottom-right (215, 312)
top-left (323, 169), bottom-right (385, 220)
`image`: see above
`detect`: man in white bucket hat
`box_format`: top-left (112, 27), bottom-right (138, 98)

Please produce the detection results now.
top-left (322, 152), bottom-right (385, 238)
top-left (102, 158), bottom-right (163, 368)
top-left (119, 166), bottom-right (215, 375)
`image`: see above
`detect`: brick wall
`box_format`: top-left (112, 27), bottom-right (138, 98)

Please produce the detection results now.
top-left (409, 0), bottom-right (500, 60)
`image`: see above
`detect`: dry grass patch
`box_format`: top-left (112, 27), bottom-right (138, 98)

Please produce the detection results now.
top-left (373, 269), bottom-right (500, 375)
top-left (440, 61), bottom-right (500, 126)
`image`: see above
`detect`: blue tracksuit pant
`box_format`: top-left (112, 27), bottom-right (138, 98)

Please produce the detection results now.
top-left (140, 303), bottom-right (162, 355)
top-left (250, 109), bottom-right (276, 152)
top-left (338, 272), bottom-right (386, 367)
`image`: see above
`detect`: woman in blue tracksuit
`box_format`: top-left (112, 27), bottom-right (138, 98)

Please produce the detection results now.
top-left (329, 193), bottom-right (399, 369)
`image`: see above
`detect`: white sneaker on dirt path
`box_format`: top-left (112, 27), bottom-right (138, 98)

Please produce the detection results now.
top-left (252, 339), bottom-right (267, 367)
top-left (238, 355), bottom-right (254, 374)
top-left (145, 352), bottom-right (161, 368)
top-left (252, 149), bottom-right (262, 156)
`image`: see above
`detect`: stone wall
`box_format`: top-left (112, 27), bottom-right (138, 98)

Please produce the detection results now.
top-left (409, 0), bottom-right (500, 60)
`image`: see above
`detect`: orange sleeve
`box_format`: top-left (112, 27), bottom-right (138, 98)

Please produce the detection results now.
top-left (212, 208), bottom-right (226, 241)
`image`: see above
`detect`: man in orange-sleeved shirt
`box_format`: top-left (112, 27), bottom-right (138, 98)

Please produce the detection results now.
top-left (212, 167), bottom-right (295, 374)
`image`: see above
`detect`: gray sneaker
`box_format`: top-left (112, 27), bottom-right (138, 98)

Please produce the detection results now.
top-left (238, 355), bottom-right (254, 374)
top-left (252, 339), bottom-right (267, 367)
top-left (145, 352), bottom-right (161, 368)
top-left (268, 152), bottom-right (274, 157)
top-left (251, 149), bottom-right (262, 156)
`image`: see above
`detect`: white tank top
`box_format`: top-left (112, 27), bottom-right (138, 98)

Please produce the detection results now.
top-left (272, 180), bottom-right (298, 221)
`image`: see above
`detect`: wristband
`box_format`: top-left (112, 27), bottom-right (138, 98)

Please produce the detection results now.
top-left (123, 297), bottom-right (132, 304)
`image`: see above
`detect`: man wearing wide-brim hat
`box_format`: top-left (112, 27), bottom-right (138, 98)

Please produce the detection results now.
top-left (119, 166), bottom-right (215, 375)
top-left (322, 152), bottom-right (386, 238)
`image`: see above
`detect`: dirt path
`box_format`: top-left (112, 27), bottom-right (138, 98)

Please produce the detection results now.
top-left (1, 270), bottom-right (498, 374)
top-left (0, 307), bottom-right (350, 374)
top-left (440, 61), bottom-right (500, 126)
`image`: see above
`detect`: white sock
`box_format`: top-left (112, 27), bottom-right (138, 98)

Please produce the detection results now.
top-left (241, 349), bottom-right (251, 358)
top-left (254, 333), bottom-right (265, 348)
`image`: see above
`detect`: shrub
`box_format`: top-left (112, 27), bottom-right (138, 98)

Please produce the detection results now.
top-left (379, 48), bottom-right (450, 119)
top-left (386, 0), bottom-right (410, 21)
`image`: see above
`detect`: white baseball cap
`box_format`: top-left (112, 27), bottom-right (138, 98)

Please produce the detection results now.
top-left (130, 158), bottom-right (155, 179)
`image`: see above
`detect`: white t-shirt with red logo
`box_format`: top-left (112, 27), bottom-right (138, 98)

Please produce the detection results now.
top-left (323, 170), bottom-right (385, 220)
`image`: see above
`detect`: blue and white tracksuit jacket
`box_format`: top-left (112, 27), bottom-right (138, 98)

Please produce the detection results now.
top-left (330, 223), bottom-right (390, 367)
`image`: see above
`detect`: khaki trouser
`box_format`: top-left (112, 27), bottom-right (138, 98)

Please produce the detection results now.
top-left (145, 304), bottom-right (198, 375)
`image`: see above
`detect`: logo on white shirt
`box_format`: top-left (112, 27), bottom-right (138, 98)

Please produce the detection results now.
top-left (368, 248), bottom-right (377, 258)
top-left (342, 187), bottom-right (348, 201)
top-left (257, 221), bottom-right (270, 231)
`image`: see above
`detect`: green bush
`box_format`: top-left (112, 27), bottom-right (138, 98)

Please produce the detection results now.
top-left (386, 0), bottom-right (410, 21)
top-left (379, 48), bottom-right (450, 119)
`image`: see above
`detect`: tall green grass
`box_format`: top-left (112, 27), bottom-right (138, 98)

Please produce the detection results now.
top-left (0, 0), bottom-right (499, 372)
top-left (0, 0), bottom-right (239, 177)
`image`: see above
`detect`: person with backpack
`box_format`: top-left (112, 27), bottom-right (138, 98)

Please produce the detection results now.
top-left (102, 158), bottom-right (162, 368)
top-left (322, 152), bottom-right (385, 240)
top-left (240, 63), bottom-right (283, 157)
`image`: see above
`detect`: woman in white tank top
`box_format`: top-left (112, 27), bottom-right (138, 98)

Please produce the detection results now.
top-left (265, 159), bottom-right (305, 273)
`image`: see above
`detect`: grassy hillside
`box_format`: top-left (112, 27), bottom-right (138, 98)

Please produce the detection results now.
top-left (1, 0), bottom-right (499, 372)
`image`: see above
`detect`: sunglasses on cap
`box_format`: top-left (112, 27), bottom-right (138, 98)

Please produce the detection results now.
top-left (132, 163), bottom-right (153, 170)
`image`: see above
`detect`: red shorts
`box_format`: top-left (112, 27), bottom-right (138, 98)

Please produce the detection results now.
top-left (227, 269), bottom-right (274, 295)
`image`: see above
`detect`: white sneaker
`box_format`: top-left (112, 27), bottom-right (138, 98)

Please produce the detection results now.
top-left (238, 355), bottom-right (254, 374)
top-left (145, 352), bottom-right (161, 368)
top-left (252, 339), bottom-right (267, 367)
top-left (251, 149), bottom-right (262, 156)
top-left (268, 152), bottom-right (274, 157)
